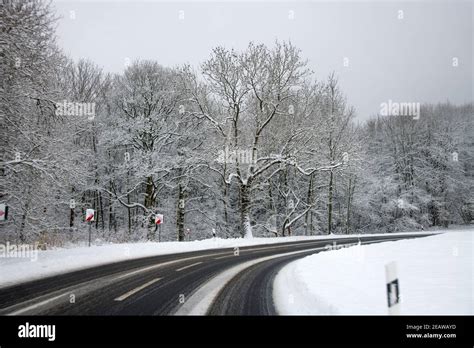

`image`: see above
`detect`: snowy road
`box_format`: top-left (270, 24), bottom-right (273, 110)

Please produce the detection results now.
top-left (0, 234), bottom-right (432, 315)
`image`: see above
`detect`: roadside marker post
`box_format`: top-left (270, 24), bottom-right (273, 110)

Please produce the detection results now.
top-left (385, 261), bottom-right (400, 314)
top-left (0, 203), bottom-right (8, 221)
top-left (155, 214), bottom-right (163, 242)
top-left (86, 209), bottom-right (95, 247)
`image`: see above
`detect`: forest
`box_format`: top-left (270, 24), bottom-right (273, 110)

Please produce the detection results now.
top-left (1, 1), bottom-right (473, 246)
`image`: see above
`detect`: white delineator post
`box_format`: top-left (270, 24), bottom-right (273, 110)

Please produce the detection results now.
top-left (385, 261), bottom-right (400, 314)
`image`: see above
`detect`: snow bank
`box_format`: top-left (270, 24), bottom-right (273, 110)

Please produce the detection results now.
top-left (0, 231), bottom-right (437, 289)
top-left (274, 227), bottom-right (473, 315)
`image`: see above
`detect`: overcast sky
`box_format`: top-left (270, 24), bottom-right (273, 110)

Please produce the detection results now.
top-left (52, 0), bottom-right (473, 121)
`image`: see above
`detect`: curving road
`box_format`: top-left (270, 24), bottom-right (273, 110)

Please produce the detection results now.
top-left (0, 234), bottom-right (432, 316)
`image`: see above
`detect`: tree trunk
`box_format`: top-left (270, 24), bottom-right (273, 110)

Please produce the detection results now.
top-left (108, 182), bottom-right (114, 232)
top-left (222, 164), bottom-right (229, 234)
top-left (345, 177), bottom-right (353, 234)
top-left (94, 190), bottom-right (99, 229)
top-left (305, 174), bottom-right (314, 236)
top-left (144, 175), bottom-right (155, 241)
top-left (127, 193), bottom-right (131, 236)
top-left (176, 183), bottom-right (186, 241)
top-left (282, 218), bottom-right (287, 237)
top-left (69, 187), bottom-right (75, 228)
top-left (99, 191), bottom-right (104, 230)
top-left (327, 170), bottom-right (334, 234)
top-left (19, 190), bottom-right (31, 243)
top-left (240, 183), bottom-right (252, 238)
top-left (144, 175), bottom-right (154, 209)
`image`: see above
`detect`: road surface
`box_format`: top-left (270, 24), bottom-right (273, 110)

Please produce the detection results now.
top-left (0, 234), bottom-right (432, 315)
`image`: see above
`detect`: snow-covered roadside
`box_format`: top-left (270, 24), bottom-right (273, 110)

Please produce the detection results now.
top-left (274, 228), bottom-right (473, 315)
top-left (0, 231), bottom-right (437, 289)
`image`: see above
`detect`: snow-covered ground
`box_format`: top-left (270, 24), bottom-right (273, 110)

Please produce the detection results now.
top-left (274, 227), bottom-right (473, 315)
top-left (0, 231), bottom-right (436, 289)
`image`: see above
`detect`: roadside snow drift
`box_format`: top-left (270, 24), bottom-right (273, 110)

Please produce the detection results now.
top-left (274, 228), bottom-right (473, 315)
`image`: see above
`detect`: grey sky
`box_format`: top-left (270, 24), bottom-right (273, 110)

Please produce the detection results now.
top-left (52, 0), bottom-right (473, 121)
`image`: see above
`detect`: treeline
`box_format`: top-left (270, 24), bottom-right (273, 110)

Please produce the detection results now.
top-left (1, 1), bottom-right (472, 246)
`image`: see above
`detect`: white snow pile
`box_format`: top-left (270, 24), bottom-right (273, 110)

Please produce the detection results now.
top-left (0, 231), bottom-right (437, 289)
top-left (274, 227), bottom-right (473, 315)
